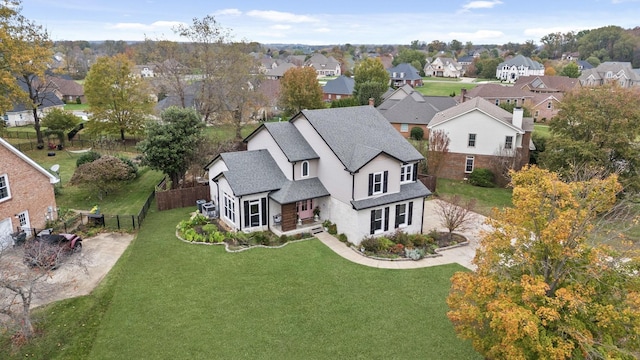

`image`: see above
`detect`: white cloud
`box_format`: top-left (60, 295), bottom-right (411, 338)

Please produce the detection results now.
top-left (461, 1), bottom-right (503, 11)
top-left (448, 29), bottom-right (504, 41)
top-left (246, 10), bottom-right (318, 23)
top-left (151, 21), bottom-right (185, 28)
top-left (110, 22), bottom-right (150, 30)
top-left (213, 8), bottom-right (242, 16)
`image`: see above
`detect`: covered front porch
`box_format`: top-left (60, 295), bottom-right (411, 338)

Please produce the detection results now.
top-left (268, 177), bottom-right (330, 237)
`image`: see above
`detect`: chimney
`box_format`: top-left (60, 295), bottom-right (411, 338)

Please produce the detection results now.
top-left (460, 88), bottom-right (467, 102)
top-left (512, 107), bottom-right (524, 129)
top-left (368, 97), bottom-right (375, 106)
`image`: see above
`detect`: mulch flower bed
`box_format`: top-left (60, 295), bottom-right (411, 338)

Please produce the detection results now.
top-left (358, 230), bottom-right (468, 261)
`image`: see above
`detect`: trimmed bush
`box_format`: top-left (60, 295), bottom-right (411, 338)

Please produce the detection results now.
top-left (116, 155), bottom-right (139, 179)
top-left (410, 126), bottom-right (424, 141)
top-left (76, 150), bottom-right (102, 167)
top-left (468, 168), bottom-right (495, 188)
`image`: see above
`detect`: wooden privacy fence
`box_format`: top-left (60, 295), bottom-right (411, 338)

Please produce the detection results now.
top-left (156, 183), bottom-right (211, 211)
top-left (418, 173), bottom-right (437, 193)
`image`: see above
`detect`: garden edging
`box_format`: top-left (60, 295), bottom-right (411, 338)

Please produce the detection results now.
top-left (175, 231), bottom-right (315, 253)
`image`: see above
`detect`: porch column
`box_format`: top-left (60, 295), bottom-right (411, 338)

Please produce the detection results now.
top-left (281, 203), bottom-right (297, 232)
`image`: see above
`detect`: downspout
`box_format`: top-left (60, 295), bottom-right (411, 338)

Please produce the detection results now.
top-left (238, 195), bottom-right (243, 232)
top-left (420, 197), bottom-right (426, 234)
top-left (292, 162), bottom-right (296, 180)
top-left (351, 173), bottom-right (355, 201)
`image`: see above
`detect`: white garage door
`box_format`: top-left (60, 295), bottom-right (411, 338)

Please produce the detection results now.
top-left (0, 218), bottom-right (12, 250)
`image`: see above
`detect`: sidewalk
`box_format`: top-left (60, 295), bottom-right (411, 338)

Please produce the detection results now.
top-left (316, 200), bottom-right (490, 270)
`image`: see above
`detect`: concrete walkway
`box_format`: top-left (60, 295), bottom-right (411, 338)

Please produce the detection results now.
top-left (316, 200), bottom-right (491, 270)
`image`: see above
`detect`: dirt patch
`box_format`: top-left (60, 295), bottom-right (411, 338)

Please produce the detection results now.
top-left (31, 232), bottom-right (135, 308)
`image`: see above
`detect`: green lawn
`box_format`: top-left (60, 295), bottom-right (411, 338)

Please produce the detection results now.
top-left (64, 103), bottom-right (90, 111)
top-left (435, 178), bottom-right (513, 216)
top-left (416, 82), bottom-right (478, 97)
top-left (4, 207), bottom-right (480, 359)
top-left (534, 124), bottom-right (550, 138)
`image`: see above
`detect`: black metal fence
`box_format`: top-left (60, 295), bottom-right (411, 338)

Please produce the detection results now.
top-left (0, 130), bottom-right (140, 153)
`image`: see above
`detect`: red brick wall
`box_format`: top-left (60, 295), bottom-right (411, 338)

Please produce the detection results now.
top-left (0, 146), bottom-right (57, 233)
top-left (390, 123), bottom-right (429, 140)
top-left (438, 148), bottom-right (530, 181)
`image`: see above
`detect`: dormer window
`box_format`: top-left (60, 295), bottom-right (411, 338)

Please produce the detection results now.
top-left (301, 161), bottom-right (309, 178)
top-left (368, 171), bottom-right (388, 196)
top-left (400, 164), bottom-right (414, 184)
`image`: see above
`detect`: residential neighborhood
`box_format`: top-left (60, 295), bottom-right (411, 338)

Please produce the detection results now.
top-left (2, 1), bottom-right (640, 359)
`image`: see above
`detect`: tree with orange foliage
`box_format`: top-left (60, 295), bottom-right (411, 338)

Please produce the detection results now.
top-left (447, 165), bottom-right (640, 359)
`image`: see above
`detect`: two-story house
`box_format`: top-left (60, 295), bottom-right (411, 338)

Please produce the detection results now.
top-left (424, 57), bottom-right (463, 78)
top-left (579, 61), bottom-right (640, 88)
top-left (387, 63), bottom-right (423, 87)
top-left (322, 75), bottom-right (355, 102)
top-left (205, 106), bottom-right (431, 245)
top-left (496, 55), bottom-right (545, 83)
top-left (427, 97), bottom-right (533, 181)
top-left (0, 138), bottom-right (59, 248)
top-left (305, 53), bottom-right (341, 77)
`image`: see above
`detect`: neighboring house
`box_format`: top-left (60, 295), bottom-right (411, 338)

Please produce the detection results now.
top-left (133, 64), bottom-right (156, 78)
top-left (496, 55), bottom-right (545, 82)
top-left (205, 106), bottom-right (431, 245)
top-left (0, 138), bottom-right (59, 249)
top-left (378, 84), bottom-right (457, 138)
top-left (562, 52), bottom-right (580, 61)
top-left (427, 97), bottom-right (533, 180)
top-left (387, 63), bottom-right (423, 87)
top-left (579, 61), bottom-right (640, 88)
top-left (322, 75), bottom-right (355, 102)
top-left (513, 75), bottom-right (580, 121)
top-left (265, 62), bottom-right (298, 80)
top-left (47, 76), bottom-right (85, 104)
top-left (305, 53), bottom-right (341, 77)
top-left (460, 84), bottom-right (534, 108)
top-left (424, 57), bottom-right (463, 78)
top-left (3, 80), bottom-right (65, 127)
top-left (576, 60), bottom-right (594, 71)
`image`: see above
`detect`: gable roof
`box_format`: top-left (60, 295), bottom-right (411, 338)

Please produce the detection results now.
top-left (266, 62), bottom-right (297, 77)
top-left (377, 86), bottom-right (457, 125)
top-left (245, 122), bottom-right (319, 162)
top-left (0, 138), bottom-right (59, 184)
top-left (514, 75), bottom-right (580, 92)
top-left (323, 75), bottom-right (355, 95)
top-left (498, 55), bottom-right (544, 70)
top-left (9, 78), bottom-right (65, 112)
top-left (463, 83), bottom-right (533, 101)
top-left (47, 76), bottom-right (84, 96)
top-left (387, 63), bottom-right (422, 80)
top-left (214, 149), bottom-right (288, 196)
top-left (270, 177), bottom-right (330, 204)
top-left (579, 61), bottom-right (640, 82)
top-left (294, 106), bottom-right (424, 172)
top-left (429, 96), bottom-right (527, 132)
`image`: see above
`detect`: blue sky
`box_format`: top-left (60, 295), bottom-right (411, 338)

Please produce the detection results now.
top-left (17, 0), bottom-right (640, 45)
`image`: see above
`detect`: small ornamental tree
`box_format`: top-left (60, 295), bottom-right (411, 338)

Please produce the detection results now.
top-left (70, 155), bottom-right (135, 199)
top-left (410, 126), bottom-right (424, 141)
top-left (447, 165), bottom-right (640, 359)
top-left (434, 195), bottom-right (477, 241)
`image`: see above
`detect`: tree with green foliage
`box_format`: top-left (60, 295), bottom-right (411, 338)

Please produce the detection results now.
top-left (70, 155), bottom-right (136, 200)
top-left (393, 48), bottom-right (427, 72)
top-left (0, 0), bottom-right (54, 146)
top-left (41, 108), bottom-right (81, 133)
top-left (540, 83), bottom-right (640, 190)
top-left (560, 61), bottom-right (581, 78)
top-left (448, 166), bottom-right (640, 359)
top-left (84, 54), bottom-right (153, 140)
top-left (577, 25), bottom-right (636, 62)
top-left (476, 57), bottom-right (503, 79)
top-left (278, 66), bottom-right (325, 117)
top-left (137, 107), bottom-right (204, 189)
top-left (353, 57), bottom-right (389, 106)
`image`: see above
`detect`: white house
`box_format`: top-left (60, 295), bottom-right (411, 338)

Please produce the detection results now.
top-left (205, 106), bottom-right (431, 245)
top-left (424, 57), bottom-right (463, 78)
top-left (496, 55), bottom-right (545, 83)
top-left (427, 97), bottom-right (533, 180)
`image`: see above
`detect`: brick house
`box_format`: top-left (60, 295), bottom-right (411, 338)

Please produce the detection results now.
top-left (427, 97), bottom-right (533, 181)
top-left (387, 63), bottom-right (423, 87)
top-left (0, 138), bottom-right (59, 248)
top-left (322, 75), bottom-right (355, 102)
top-left (205, 106), bottom-right (431, 245)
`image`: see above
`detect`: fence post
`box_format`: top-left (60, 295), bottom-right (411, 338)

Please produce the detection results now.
top-left (116, 215), bottom-right (120, 230)
top-left (132, 215), bottom-right (136, 229)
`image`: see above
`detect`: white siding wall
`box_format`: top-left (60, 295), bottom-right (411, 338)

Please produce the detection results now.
top-left (431, 111), bottom-right (522, 156)
top-left (293, 159), bottom-right (318, 180)
top-left (329, 197), bottom-right (360, 243)
top-left (247, 129), bottom-right (293, 180)
top-left (207, 159), bottom-right (229, 206)
top-left (351, 199), bottom-right (424, 245)
top-left (293, 118), bottom-right (353, 203)
top-left (353, 154), bottom-right (401, 201)
top-left (239, 192), bottom-right (270, 232)
top-left (216, 177), bottom-right (238, 230)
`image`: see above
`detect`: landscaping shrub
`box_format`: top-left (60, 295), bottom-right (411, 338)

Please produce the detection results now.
top-left (337, 233), bottom-right (348, 243)
top-left (76, 150), bottom-right (102, 167)
top-left (116, 155), bottom-right (139, 179)
top-left (410, 126), bottom-right (424, 141)
top-left (468, 168), bottom-right (495, 187)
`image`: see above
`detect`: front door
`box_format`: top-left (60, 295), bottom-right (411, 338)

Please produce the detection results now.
top-left (17, 210), bottom-right (31, 236)
top-left (296, 199), bottom-right (313, 220)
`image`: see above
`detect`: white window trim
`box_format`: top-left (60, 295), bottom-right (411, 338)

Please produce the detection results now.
top-left (505, 136), bottom-right (513, 149)
top-left (400, 123), bottom-right (409, 132)
top-left (372, 208), bottom-right (385, 235)
top-left (468, 133), bottom-right (476, 147)
top-left (0, 174), bottom-right (11, 203)
top-left (372, 171), bottom-right (384, 195)
top-left (400, 164), bottom-right (413, 184)
top-left (248, 199), bottom-right (262, 228)
top-left (396, 203), bottom-right (408, 228)
top-left (465, 156), bottom-right (475, 174)
top-left (301, 160), bottom-right (310, 178)
top-left (223, 192), bottom-right (236, 223)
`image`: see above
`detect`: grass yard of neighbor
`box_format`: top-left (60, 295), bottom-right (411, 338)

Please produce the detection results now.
top-left (3, 207), bottom-right (481, 359)
top-left (534, 123), bottom-right (551, 138)
top-left (416, 82), bottom-right (478, 97)
top-left (435, 178), bottom-right (513, 216)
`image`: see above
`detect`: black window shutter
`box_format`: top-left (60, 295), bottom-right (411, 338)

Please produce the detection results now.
top-left (243, 201), bottom-right (249, 227)
top-left (394, 204), bottom-right (401, 228)
top-left (368, 173), bottom-right (373, 196)
top-left (408, 202), bottom-right (413, 225)
top-left (412, 163), bottom-right (418, 181)
top-left (261, 198), bottom-right (267, 226)
top-left (370, 210), bottom-right (375, 235)
top-left (384, 207), bottom-right (389, 231)
top-left (383, 171), bottom-right (388, 193)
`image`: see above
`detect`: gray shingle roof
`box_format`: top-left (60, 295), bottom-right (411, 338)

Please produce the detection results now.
top-left (262, 122), bottom-right (319, 162)
top-left (351, 181), bottom-right (431, 210)
top-left (498, 55), bottom-right (544, 70)
top-left (217, 150), bottom-right (288, 196)
top-left (323, 75), bottom-right (355, 95)
top-left (377, 86), bottom-right (457, 125)
top-left (297, 106), bottom-right (425, 172)
top-left (387, 63), bottom-right (422, 81)
top-left (429, 96), bottom-right (527, 132)
top-left (270, 177), bottom-right (330, 204)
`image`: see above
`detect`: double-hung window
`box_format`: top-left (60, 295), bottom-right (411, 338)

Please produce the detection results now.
top-left (394, 202), bottom-right (414, 229)
top-left (0, 174), bottom-right (10, 202)
top-left (468, 133), bottom-right (476, 147)
top-left (368, 171), bottom-right (388, 196)
top-left (465, 156), bottom-right (475, 173)
top-left (400, 164), bottom-right (413, 184)
top-left (370, 207), bottom-right (389, 235)
top-left (223, 192), bottom-right (235, 223)
top-left (400, 123), bottom-right (409, 132)
top-left (505, 136), bottom-right (513, 150)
